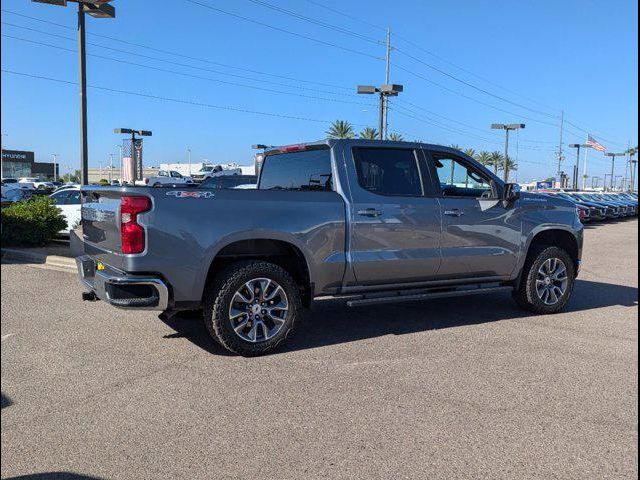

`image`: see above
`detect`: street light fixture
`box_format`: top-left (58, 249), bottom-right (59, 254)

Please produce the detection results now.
top-left (490, 123), bottom-right (525, 182)
top-left (568, 144), bottom-right (590, 190)
top-left (604, 152), bottom-right (627, 191)
top-left (357, 84), bottom-right (403, 140)
top-left (32, 1), bottom-right (115, 186)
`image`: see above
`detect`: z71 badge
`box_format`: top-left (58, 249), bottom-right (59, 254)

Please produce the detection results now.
top-left (165, 191), bottom-right (215, 199)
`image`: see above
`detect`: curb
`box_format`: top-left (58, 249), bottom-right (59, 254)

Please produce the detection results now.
top-left (1, 248), bottom-right (76, 271)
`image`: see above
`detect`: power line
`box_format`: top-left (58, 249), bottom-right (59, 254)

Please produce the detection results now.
top-left (3, 34), bottom-right (380, 110)
top-left (1, 9), bottom-right (354, 91)
top-left (184, 0), bottom-right (384, 61)
top-left (394, 47), bottom-right (558, 119)
top-left (301, 0), bottom-right (388, 33)
top-left (1, 22), bottom-right (360, 98)
top-left (394, 98), bottom-right (556, 145)
top-left (245, 0), bottom-right (383, 45)
top-left (1, 69), bottom-right (360, 125)
top-left (393, 63), bottom-right (560, 128)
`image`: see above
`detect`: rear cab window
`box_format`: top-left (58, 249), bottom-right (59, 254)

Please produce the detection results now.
top-left (352, 147), bottom-right (425, 197)
top-left (259, 147), bottom-right (333, 191)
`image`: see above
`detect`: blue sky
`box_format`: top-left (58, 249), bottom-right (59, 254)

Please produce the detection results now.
top-left (1, 0), bottom-right (638, 183)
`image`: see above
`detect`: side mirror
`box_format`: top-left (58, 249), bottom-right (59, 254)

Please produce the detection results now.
top-left (502, 183), bottom-right (521, 206)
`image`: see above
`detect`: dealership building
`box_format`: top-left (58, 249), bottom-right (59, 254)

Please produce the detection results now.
top-left (1, 149), bottom-right (59, 180)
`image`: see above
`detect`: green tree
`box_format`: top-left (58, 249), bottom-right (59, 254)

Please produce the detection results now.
top-left (388, 132), bottom-right (404, 142)
top-left (464, 148), bottom-right (476, 158)
top-left (476, 151), bottom-right (492, 167)
top-left (359, 127), bottom-right (379, 140)
top-left (489, 151), bottom-right (504, 175)
top-left (62, 170), bottom-right (80, 183)
top-left (450, 144), bottom-right (463, 151)
top-left (326, 120), bottom-right (355, 139)
top-left (497, 155), bottom-right (518, 181)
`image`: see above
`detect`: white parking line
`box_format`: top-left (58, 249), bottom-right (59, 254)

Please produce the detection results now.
top-left (1, 333), bottom-right (16, 342)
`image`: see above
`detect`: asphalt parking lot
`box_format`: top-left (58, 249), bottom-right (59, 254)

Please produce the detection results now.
top-left (1, 219), bottom-right (638, 480)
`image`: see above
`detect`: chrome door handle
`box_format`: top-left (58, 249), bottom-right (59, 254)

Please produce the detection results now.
top-left (443, 209), bottom-right (464, 217)
top-left (357, 208), bottom-right (382, 217)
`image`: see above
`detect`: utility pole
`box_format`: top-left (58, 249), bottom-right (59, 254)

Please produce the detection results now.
top-left (108, 153), bottom-right (114, 183)
top-left (383, 27), bottom-right (392, 140)
top-left (557, 110), bottom-right (564, 181)
top-left (631, 158), bottom-right (638, 193)
top-left (582, 145), bottom-right (590, 190)
top-left (51, 154), bottom-right (59, 182)
top-left (77, 1), bottom-right (89, 185)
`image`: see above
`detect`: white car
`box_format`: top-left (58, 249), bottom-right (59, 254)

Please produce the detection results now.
top-left (2, 178), bottom-right (34, 196)
top-left (135, 170), bottom-right (193, 187)
top-left (19, 177), bottom-right (53, 189)
top-left (50, 187), bottom-right (81, 235)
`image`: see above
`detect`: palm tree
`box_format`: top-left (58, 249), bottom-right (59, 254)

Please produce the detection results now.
top-left (627, 146), bottom-right (638, 157)
top-left (359, 127), bottom-right (379, 140)
top-left (450, 144), bottom-right (463, 152)
top-left (388, 132), bottom-right (404, 142)
top-left (326, 120), bottom-right (355, 139)
top-left (476, 151), bottom-right (492, 167)
top-left (464, 148), bottom-right (476, 158)
top-left (497, 155), bottom-right (518, 181)
top-left (489, 151), bottom-right (504, 175)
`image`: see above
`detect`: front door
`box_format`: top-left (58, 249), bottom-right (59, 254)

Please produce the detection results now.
top-left (425, 150), bottom-right (520, 279)
top-left (347, 146), bottom-right (442, 286)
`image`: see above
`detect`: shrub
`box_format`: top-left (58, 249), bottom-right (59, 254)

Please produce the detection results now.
top-left (98, 179), bottom-right (110, 185)
top-left (1, 197), bottom-right (67, 247)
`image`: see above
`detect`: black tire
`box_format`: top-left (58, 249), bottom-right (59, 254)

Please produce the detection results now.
top-left (203, 260), bottom-right (302, 356)
top-left (512, 245), bottom-right (576, 314)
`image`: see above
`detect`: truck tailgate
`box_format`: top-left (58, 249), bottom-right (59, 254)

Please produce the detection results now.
top-left (81, 188), bottom-right (125, 253)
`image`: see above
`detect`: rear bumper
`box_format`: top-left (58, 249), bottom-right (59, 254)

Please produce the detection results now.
top-left (76, 255), bottom-right (169, 310)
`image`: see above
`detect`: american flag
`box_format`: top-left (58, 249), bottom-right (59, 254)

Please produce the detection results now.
top-left (586, 134), bottom-right (606, 152)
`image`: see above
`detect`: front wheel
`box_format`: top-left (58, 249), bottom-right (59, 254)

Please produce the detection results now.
top-left (203, 261), bottom-right (302, 356)
top-left (513, 246), bottom-right (576, 314)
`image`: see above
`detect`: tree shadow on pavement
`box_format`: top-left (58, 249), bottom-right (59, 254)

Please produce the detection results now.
top-left (161, 279), bottom-right (637, 356)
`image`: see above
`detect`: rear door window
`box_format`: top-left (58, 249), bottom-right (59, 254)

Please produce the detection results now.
top-left (259, 149), bottom-right (332, 191)
top-left (352, 147), bottom-right (424, 196)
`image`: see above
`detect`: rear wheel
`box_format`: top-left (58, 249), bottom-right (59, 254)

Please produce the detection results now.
top-left (203, 260), bottom-right (302, 356)
top-left (513, 246), bottom-right (576, 314)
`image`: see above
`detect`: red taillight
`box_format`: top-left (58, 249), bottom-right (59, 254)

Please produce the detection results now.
top-left (280, 144), bottom-right (306, 153)
top-left (120, 195), bottom-right (151, 254)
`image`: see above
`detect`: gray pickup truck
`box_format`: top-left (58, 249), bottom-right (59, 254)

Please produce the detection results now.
top-left (74, 139), bottom-right (583, 356)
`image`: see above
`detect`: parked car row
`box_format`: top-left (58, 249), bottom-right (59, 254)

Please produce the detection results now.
top-left (536, 190), bottom-right (638, 223)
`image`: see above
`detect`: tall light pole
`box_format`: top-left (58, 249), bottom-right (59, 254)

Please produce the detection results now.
top-left (357, 84), bottom-right (404, 140)
top-left (32, 1), bottom-right (115, 186)
top-left (605, 152), bottom-right (626, 191)
top-left (51, 153), bottom-right (59, 182)
top-left (108, 153), bottom-right (114, 183)
top-left (491, 123), bottom-right (525, 182)
top-left (568, 144), bottom-right (589, 190)
top-left (117, 143), bottom-right (123, 181)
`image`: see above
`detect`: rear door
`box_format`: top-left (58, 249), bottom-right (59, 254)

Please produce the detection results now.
top-left (424, 150), bottom-right (520, 279)
top-left (346, 146), bottom-right (442, 286)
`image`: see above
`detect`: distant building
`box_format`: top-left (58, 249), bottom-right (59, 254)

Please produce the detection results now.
top-left (1, 149), bottom-right (59, 180)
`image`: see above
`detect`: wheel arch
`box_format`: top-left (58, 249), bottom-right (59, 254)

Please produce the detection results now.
top-left (515, 226), bottom-right (581, 287)
top-left (201, 237), bottom-right (313, 308)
